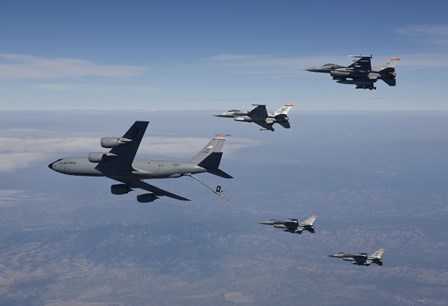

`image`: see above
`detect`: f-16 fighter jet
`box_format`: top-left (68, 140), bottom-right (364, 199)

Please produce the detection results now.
top-left (260, 216), bottom-right (317, 234)
top-left (329, 248), bottom-right (385, 266)
top-left (49, 121), bottom-right (232, 203)
top-left (306, 55), bottom-right (399, 90)
top-left (214, 104), bottom-right (293, 131)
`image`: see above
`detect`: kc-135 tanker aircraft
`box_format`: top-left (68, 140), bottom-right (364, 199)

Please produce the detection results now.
top-left (48, 121), bottom-right (232, 203)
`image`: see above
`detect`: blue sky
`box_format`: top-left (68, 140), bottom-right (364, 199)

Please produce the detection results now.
top-left (1, 0), bottom-right (448, 110)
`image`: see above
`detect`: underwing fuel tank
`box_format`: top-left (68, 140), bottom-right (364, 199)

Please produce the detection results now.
top-left (336, 79), bottom-right (372, 86)
top-left (330, 70), bottom-right (350, 78)
top-left (234, 116), bottom-right (251, 122)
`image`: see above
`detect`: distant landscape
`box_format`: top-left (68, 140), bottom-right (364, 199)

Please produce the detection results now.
top-left (0, 111), bottom-right (447, 305)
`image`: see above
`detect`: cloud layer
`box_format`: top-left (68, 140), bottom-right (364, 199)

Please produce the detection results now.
top-left (394, 24), bottom-right (448, 47)
top-left (0, 129), bottom-right (260, 173)
top-left (0, 54), bottom-right (146, 79)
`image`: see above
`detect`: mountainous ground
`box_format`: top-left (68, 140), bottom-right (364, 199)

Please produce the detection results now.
top-left (0, 111), bottom-right (447, 305)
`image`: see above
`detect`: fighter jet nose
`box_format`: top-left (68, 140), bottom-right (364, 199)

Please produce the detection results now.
top-left (260, 220), bottom-right (275, 225)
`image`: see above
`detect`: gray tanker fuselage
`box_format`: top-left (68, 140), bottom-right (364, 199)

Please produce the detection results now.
top-left (50, 157), bottom-right (207, 179)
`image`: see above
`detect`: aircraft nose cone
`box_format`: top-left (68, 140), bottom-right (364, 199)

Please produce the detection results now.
top-left (306, 67), bottom-right (319, 72)
top-left (48, 159), bottom-right (61, 170)
top-left (259, 220), bottom-right (275, 225)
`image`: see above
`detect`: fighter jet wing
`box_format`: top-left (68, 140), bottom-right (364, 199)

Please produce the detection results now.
top-left (283, 220), bottom-right (299, 232)
top-left (95, 121), bottom-right (149, 173)
top-left (116, 178), bottom-right (191, 201)
top-left (348, 56), bottom-right (372, 72)
top-left (248, 105), bottom-right (269, 121)
top-left (352, 253), bottom-right (368, 264)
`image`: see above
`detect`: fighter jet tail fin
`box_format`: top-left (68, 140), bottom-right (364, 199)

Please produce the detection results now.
top-left (377, 57), bottom-right (400, 73)
top-left (273, 104), bottom-right (293, 129)
top-left (380, 57), bottom-right (400, 69)
top-left (189, 135), bottom-right (233, 179)
top-left (273, 104), bottom-right (293, 116)
top-left (370, 248), bottom-right (385, 259)
top-left (303, 215), bottom-right (317, 226)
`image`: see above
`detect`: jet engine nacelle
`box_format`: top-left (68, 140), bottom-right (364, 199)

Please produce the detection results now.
top-left (88, 152), bottom-right (107, 163)
top-left (101, 137), bottom-right (131, 148)
top-left (137, 193), bottom-right (159, 203)
top-left (88, 152), bottom-right (116, 163)
top-left (111, 184), bottom-right (131, 195)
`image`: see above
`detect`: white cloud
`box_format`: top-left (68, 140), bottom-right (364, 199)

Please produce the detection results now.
top-left (0, 189), bottom-right (32, 206)
top-left (394, 24), bottom-right (448, 46)
top-left (396, 53), bottom-right (448, 68)
top-left (0, 129), bottom-right (260, 173)
top-left (30, 83), bottom-right (92, 91)
top-left (30, 83), bottom-right (157, 92)
top-left (0, 53), bottom-right (146, 79)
